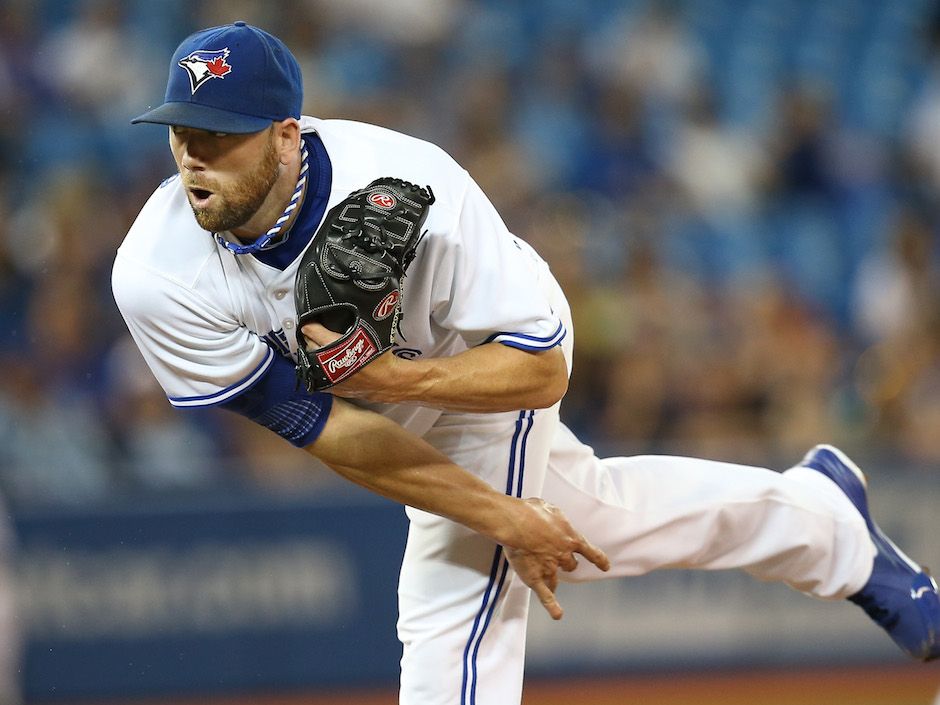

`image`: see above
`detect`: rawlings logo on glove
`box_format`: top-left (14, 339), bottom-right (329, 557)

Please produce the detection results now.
top-left (294, 177), bottom-right (435, 391)
top-left (318, 328), bottom-right (376, 379)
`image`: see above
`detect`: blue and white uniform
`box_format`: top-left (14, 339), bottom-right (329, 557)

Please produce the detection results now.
top-left (114, 117), bottom-right (874, 705)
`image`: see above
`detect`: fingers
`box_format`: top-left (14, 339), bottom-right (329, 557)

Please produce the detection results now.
top-left (554, 536), bottom-right (608, 575)
top-left (301, 321), bottom-right (342, 348)
top-left (537, 501), bottom-right (611, 574)
top-left (503, 498), bottom-right (609, 621)
top-left (504, 546), bottom-right (564, 620)
top-left (558, 550), bottom-right (579, 573)
top-left (572, 535), bottom-right (611, 573)
top-left (531, 578), bottom-right (564, 621)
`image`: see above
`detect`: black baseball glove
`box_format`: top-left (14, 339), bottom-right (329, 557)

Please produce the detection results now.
top-left (294, 177), bottom-right (435, 392)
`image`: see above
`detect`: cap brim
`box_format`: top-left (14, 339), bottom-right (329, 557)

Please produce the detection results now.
top-left (131, 101), bottom-right (273, 134)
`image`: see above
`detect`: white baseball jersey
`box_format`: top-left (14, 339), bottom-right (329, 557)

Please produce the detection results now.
top-left (113, 116), bottom-right (875, 705)
top-left (113, 116), bottom-right (564, 441)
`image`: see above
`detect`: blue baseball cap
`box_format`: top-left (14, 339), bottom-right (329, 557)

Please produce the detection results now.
top-left (132, 21), bottom-right (302, 134)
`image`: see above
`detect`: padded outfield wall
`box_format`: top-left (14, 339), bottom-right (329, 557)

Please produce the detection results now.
top-left (11, 466), bottom-right (939, 703)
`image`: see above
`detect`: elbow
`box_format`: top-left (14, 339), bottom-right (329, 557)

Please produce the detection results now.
top-left (529, 351), bottom-right (569, 409)
top-left (531, 379), bottom-right (567, 409)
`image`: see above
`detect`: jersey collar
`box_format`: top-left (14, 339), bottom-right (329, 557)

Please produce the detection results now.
top-left (248, 132), bottom-right (333, 271)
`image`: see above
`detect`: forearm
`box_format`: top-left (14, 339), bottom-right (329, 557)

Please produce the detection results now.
top-left (306, 396), bottom-right (611, 621)
top-left (371, 343), bottom-right (568, 412)
top-left (307, 398), bottom-right (520, 544)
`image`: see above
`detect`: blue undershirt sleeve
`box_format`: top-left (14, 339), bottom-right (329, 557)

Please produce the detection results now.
top-left (217, 351), bottom-right (333, 448)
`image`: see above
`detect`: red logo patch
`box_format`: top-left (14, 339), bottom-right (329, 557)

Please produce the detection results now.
top-left (373, 290), bottom-right (400, 321)
top-left (205, 57), bottom-right (232, 77)
top-left (368, 192), bottom-right (396, 209)
top-left (315, 327), bottom-right (378, 383)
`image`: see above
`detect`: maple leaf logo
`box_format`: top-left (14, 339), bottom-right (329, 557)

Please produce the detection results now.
top-left (205, 57), bottom-right (231, 77)
top-left (178, 48), bottom-right (233, 94)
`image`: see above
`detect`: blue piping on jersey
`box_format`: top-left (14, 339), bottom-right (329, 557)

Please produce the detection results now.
top-left (497, 331), bottom-right (567, 352)
top-left (461, 409), bottom-right (534, 705)
top-left (168, 347), bottom-right (274, 407)
top-left (486, 320), bottom-right (566, 351)
top-left (515, 411), bottom-right (534, 498)
top-left (462, 546), bottom-right (509, 705)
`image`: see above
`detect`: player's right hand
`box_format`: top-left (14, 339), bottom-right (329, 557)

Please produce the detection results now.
top-left (502, 498), bottom-right (610, 620)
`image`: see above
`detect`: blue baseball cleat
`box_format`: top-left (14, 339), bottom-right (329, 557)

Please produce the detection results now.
top-left (800, 444), bottom-right (940, 661)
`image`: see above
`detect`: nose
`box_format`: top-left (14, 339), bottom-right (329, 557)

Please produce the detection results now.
top-left (180, 138), bottom-right (207, 171)
top-left (175, 129), bottom-right (221, 171)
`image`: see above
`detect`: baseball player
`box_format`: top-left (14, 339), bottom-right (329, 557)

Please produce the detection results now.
top-left (114, 22), bottom-right (940, 705)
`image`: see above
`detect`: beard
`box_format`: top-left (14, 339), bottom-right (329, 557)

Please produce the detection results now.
top-left (187, 132), bottom-right (281, 234)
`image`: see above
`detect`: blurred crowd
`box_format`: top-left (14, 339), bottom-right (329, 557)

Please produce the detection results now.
top-left (2, 0), bottom-right (940, 510)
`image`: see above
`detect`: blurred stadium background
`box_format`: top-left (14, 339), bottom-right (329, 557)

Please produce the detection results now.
top-left (1, 0), bottom-right (939, 702)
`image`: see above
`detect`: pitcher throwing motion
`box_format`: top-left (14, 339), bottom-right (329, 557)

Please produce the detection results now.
top-left (114, 21), bottom-right (940, 705)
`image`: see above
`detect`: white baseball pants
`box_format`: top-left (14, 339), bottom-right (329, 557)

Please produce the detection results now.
top-left (396, 405), bottom-right (874, 705)
top-left (395, 272), bottom-right (874, 705)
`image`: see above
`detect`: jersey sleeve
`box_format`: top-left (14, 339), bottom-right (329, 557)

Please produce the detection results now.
top-left (112, 252), bottom-right (274, 406)
top-left (426, 176), bottom-right (566, 350)
top-left (112, 252), bottom-right (332, 447)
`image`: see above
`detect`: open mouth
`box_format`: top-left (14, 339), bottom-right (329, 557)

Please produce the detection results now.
top-left (189, 187), bottom-right (214, 206)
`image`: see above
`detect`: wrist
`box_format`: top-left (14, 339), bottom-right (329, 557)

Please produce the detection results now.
top-left (477, 495), bottom-right (527, 548)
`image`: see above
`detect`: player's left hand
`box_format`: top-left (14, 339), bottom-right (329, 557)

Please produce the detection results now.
top-left (301, 321), bottom-right (400, 401)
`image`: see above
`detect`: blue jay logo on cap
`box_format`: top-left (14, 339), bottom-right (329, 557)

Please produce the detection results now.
top-left (177, 48), bottom-right (233, 94)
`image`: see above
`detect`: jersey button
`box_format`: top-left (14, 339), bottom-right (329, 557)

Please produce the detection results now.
top-left (283, 319), bottom-right (294, 330)
top-left (274, 290), bottom-right (287, 300)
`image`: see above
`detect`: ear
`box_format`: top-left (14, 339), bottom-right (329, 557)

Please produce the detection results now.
top-left (274, 118), bottom-right (301, 165)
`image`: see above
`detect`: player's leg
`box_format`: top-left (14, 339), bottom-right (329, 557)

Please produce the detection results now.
top-left (397, 406), bottom-right (559, 705)
top-left (539, 251), bottom-right (938, 658)
top-left (397, 507), bottom-right (532, 705)
top-left (541, 426), bottom-right (940, 660)
top-left (542, 424), bottom-right (872, 596)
